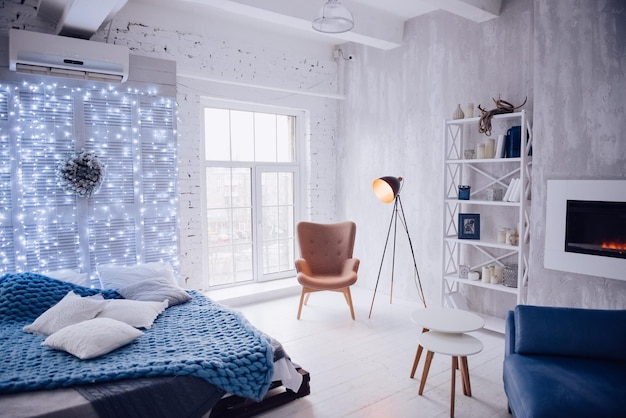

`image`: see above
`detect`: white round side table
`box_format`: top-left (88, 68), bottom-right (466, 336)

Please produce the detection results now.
top-left (409, 308), bottom-right (484, 378)
top-left (417, 331), bottom-right (484, 418)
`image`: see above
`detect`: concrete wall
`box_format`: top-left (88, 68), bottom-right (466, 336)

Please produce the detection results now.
top-left (529, 0), bottom-right (626, 308)
top-left (1, 0), bottom-right (341, 289)
top-left (338, 0), bottom-right (626, 312)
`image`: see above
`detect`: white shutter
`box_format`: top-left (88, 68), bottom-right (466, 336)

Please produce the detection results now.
top-left (0, 90), bottom-right (15, 272)
top-left (16, 89), bottom-right (79, 272)
top-left (0, 82), bottom-right (178, 280)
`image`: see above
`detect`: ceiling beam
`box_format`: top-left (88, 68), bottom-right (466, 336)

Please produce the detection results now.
top-left (57, 0), bottom-right (128, 38)
top-left (180, 0), bottom-right (404, 50)
top-left (438, 0), bottom-right (501, 23)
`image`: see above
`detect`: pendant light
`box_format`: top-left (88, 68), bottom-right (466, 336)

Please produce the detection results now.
top-left (312, 0), bottom-right (354, 34)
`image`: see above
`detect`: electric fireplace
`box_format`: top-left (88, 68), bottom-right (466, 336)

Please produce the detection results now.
top-left (545, 180), bottom-right (626, 281)
top-left (565, 200), bottom-right (626, 259)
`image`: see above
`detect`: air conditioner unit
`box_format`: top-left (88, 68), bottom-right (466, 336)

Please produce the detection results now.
top-left (9, 29), bottom-right (129, 82)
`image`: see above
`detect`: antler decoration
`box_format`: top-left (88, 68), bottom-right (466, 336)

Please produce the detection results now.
top-left (478, 97), bottom-right (527, 136)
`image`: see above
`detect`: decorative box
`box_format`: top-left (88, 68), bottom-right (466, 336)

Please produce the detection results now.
top-left (487, 187), bottom-right (504, 201)
top-left (503, 263), bottom-right (518, 288)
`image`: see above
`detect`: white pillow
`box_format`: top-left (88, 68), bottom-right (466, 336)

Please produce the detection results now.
top-left (23, 291), bottom-right (106, 336)
top-left (117, 276), bottom-right (191, 306)
top-left (96, 299), bottom-right (168, 329)
top-left (43, 269), bottom-right (90, 287)
top-left (42, 318), bottom-right (143, 360)
top-left (97, 262), bottom-right (177, 289)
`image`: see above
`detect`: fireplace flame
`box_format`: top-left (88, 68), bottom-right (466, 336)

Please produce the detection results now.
top-left (601, 241), bottom-right (626, 252)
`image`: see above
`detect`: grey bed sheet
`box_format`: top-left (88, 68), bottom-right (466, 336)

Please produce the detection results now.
top-left (0, 375), bottom-right (224, 418)
top-left (0, 386), bottom-right (98, 418)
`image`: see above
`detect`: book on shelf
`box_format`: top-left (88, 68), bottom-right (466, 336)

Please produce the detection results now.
top-left (495, 134), bottom-right (506, 158)
top-left (503, 178), bottom-right (521, 202)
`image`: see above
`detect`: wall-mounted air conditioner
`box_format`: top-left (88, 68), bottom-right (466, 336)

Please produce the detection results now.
top-left (9, 29), bottom-right (129, 82)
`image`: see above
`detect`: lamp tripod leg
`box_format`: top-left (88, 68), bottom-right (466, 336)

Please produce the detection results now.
top-left (390, 201), bottom-right (399, 304)
top-left (396, 196), bottom-right (427, 308)
top-left (368, 203), bottom-right (397, 318)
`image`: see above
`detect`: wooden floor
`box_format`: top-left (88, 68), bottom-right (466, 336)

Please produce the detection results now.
top-left (230, 286), bottom-right (511, 418)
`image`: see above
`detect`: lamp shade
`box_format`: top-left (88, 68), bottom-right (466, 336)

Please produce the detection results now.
top-left (373, 176), bottom-right (403, 204)
top-left (312, 0), bottom-right (354, 34)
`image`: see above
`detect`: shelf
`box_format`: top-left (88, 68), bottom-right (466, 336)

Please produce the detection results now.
top-left (480, 314), bottom-right (506, 334)
top-left (444, 236), bottom-right (521, 251)
top-left (444, 275), bottom-right (519, 294)
top-left (443, 295), bottom-right (508, 333)
top-left (445, 157), bottom-right (522, 164)
top-left (445, 198), bottom-right (521, 207)
top-left (445, 111), bottom-right (525, 126)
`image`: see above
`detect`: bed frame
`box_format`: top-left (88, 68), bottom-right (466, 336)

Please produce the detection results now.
top-left (210, 368), bottom-right (310, 417)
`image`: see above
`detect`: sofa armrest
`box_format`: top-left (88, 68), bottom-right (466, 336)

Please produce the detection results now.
top-left (505, 310), bottom-right (516, 357)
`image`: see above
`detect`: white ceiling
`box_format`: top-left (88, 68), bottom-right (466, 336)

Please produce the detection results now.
top-left (40, 0), bottom-right (502, 50)
top-left (166, 0), bottom-right (502, 49)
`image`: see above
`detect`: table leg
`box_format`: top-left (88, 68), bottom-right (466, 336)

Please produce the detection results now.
top-left (460, 356), bottom-right (472, 397)
top-left (450, 356), bottom-right (458, 418)
top-left (418, 350), bottom-right (434, 395)
top-left (410, 328), bottom-right (429, 378)
top-left (410, 344), bottom-right (423, 378)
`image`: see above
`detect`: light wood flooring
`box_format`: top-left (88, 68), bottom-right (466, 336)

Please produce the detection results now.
top-left (227, 286), bottom-right (511, 418)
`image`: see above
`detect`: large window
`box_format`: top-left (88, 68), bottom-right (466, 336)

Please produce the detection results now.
top-left (202, 103), bottom-right (301, 288)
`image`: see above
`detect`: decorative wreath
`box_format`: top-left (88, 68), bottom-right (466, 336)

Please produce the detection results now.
top-left (56, 149), bottom-right (106, 198)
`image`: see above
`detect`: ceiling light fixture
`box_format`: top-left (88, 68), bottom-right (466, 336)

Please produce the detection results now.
top-left (312, 0), bottom-right (354, 34)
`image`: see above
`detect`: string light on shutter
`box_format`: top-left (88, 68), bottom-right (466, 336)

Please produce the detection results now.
top-left (0, 80), bottom-right (178, 279)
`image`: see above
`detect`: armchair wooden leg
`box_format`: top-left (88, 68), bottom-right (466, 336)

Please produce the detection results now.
top-left (343, 287), bottom-right (356, 320)
top-left (297, 288), bottom-right (307, 320)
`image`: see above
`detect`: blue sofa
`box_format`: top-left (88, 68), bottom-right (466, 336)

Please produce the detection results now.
top-left (503, 305), bottom-right (626, 418)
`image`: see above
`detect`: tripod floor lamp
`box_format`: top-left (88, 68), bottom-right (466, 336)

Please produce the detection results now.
top-left (368, 176), bottom-right (427, 318)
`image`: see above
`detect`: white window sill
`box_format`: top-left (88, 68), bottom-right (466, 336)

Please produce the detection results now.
top-left (203, 277), bottom-right (300, 307)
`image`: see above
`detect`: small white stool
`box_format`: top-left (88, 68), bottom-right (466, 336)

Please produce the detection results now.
top-left (417, 331), bottom-right (483, 418)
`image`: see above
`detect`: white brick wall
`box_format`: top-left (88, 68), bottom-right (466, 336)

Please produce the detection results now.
top-left (1, 0), bottom-right (340, 289)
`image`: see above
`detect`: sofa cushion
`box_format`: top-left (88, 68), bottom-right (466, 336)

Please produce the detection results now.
top-left (503, 354), bottom-right (626, 418)
top-left (514, 305), bottom-right (626, 361)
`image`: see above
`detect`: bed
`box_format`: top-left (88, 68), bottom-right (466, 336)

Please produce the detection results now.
top-left (0, 271), bottom-right (310, 418)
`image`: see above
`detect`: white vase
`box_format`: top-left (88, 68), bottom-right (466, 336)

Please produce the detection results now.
top-left (452, 104), bottom-right (464, 120)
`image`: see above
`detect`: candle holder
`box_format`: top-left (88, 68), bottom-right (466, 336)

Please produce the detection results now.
top-left (458, 185), bottom-right (471, 200)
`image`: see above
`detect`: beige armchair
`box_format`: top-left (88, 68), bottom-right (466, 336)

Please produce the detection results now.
top-left (295, 221), bottom-right (359, 320)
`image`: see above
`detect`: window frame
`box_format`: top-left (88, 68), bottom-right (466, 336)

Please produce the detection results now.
top-left (200, 98), bottom-right (304, 289)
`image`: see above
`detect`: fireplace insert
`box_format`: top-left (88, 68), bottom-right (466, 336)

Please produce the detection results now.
top-left (565, 200), bottom-right (626, 259)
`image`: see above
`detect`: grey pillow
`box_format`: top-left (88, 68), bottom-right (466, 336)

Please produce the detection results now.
top-left (117, 276), bottom-right (191, 306)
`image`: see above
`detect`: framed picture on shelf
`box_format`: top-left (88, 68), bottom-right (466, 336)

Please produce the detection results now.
top-left (458, 213), bottom-right (480, 239)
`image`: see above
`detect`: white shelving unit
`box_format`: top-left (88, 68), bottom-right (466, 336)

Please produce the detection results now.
top-left (441, 111), bottom-right (532, 333)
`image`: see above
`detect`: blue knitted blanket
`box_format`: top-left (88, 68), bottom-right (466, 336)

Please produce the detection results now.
top-left (0, 273), bottom-right (274, 401)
